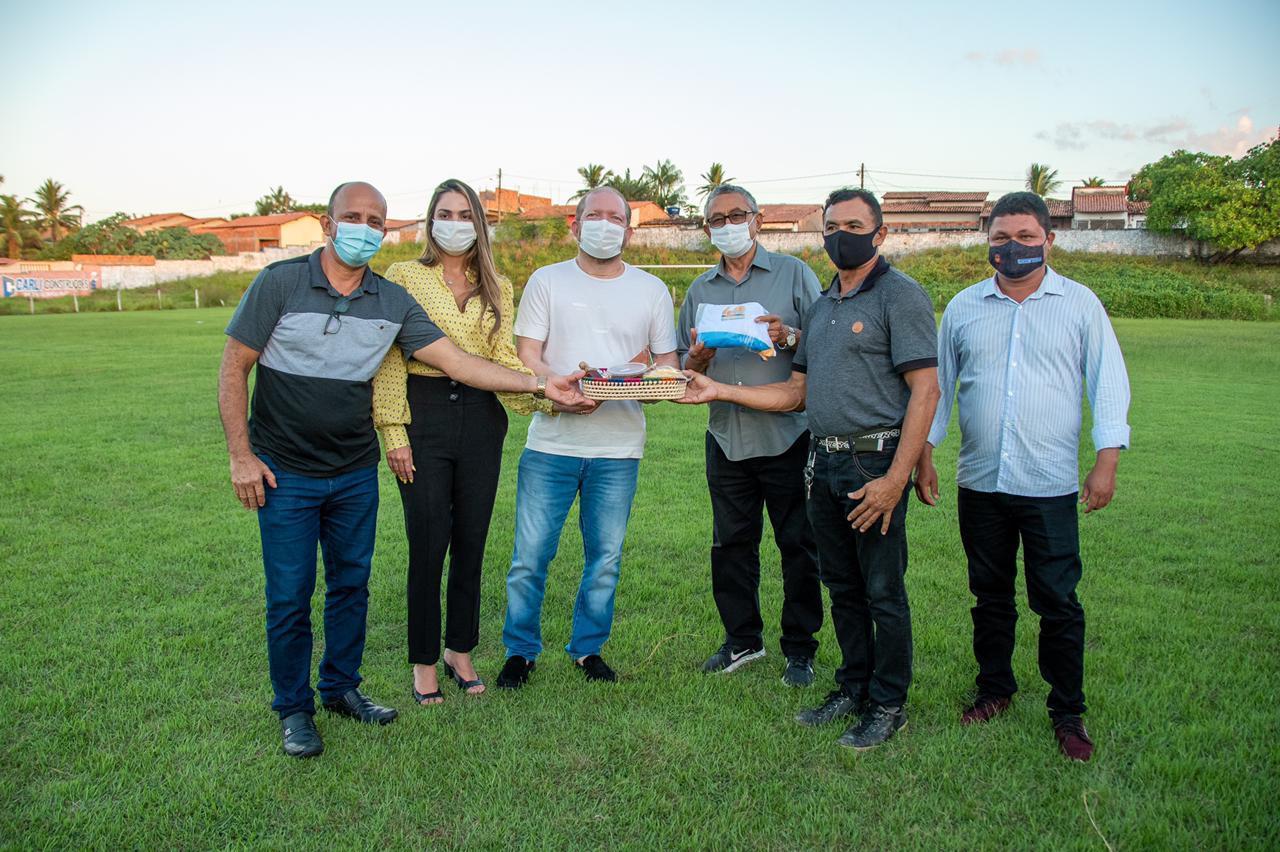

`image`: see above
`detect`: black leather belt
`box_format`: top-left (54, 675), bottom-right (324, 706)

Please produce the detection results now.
top-left (814, 427), bottom-right (901, 453)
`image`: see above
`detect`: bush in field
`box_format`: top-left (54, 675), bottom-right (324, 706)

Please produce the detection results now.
top-left (40, 213), bottom-right (224, 260)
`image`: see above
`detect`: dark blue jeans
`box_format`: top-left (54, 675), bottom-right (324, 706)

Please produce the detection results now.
top-left (257, 455), bottom-right (378, 718)
top-left (805, 445), bottom-right (913, 708)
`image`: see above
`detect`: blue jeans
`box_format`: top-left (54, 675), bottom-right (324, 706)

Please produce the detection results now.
top-left (256, 455), bottom-right (378, 718)
top-left (502, 449), bottom-right (640, 660)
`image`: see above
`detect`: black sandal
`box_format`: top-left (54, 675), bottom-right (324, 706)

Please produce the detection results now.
top-left (442, 660), bottom-right (485, 693)
top-left (413, 687), bottom-right (444, 706)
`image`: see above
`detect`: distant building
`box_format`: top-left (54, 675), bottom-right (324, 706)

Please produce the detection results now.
top-left (881, 192), bottom-right (988, 232)
top-left (123, 213), bottom-right (228, 234)
top-left (521, 200), bottom-right (672, 228)
top-left (479, 189), bottom-right (553, 223)
top-left (191, 213), bottom-right (323, 254)
top-left (1070, 186), bottom-right (1130, 230)
top-left (383, 218), bottom-right (425, 245)
top-left (757, 204), bottom-right (823, 232)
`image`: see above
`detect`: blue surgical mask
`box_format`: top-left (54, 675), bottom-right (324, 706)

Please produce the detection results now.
top-left (331, 221), bottom-right (384, 267)
top-left (988, 240), bottom-right (1046, 279)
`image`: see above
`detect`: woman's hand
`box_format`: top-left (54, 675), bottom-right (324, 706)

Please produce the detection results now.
top-left (387, 445), bottom-right (414, 484)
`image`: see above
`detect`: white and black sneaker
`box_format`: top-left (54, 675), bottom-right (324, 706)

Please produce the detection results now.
top-left (702, 642), bottom-right (765, 674)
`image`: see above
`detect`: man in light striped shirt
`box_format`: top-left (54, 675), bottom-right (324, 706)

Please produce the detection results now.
top-left (915, 191), bottom-right (1131, 763)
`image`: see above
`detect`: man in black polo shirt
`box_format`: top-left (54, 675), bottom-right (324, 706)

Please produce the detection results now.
top-left (218, 181), bottom-right (585, 758)
top-left (680, 188), bottom-right (939, 750)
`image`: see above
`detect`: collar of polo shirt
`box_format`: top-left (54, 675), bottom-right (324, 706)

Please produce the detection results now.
top-left (825, 255), bottom-right (891, 300)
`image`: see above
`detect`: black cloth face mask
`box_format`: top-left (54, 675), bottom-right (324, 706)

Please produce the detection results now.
top-left (988, 240), bottom-right (1046, 279)
top-left (823, 229), bottom-right (880, 270)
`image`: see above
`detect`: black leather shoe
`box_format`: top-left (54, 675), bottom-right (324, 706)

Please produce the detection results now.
top-left (281, 712), bottom-right (323, 758)
top-left (321, 689), bottom-right (398, 725)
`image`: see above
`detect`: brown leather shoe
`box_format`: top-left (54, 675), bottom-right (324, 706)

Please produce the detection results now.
top-left (1053, 715), bottom-right (1095, 762)
top-left (960, 694), bottom-right (1011, 725)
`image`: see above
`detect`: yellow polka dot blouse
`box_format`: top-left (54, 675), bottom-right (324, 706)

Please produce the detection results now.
top-left (372, 260), bottom-right (551, 452)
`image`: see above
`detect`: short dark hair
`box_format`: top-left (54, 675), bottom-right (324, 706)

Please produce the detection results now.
top-left (823, 187), bottom-right (883, 229)
top-left (326, 182), bottom-right (352, 218)
top-left (988, 191), bottom-right (1051, 235)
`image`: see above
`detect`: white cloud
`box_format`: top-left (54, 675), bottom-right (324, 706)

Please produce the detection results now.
top-left (1035, 113), bottom-right (1274, 157)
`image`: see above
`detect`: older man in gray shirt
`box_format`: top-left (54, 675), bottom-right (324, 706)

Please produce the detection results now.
top-left (676, 184), bottom-right (824, 687)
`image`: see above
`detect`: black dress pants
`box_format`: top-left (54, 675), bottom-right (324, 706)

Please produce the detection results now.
top-left (399, 376), bottom-right (507, 666)
top-left (805, 444), bottom-right (913, 708)
top-left (957, 487), bottom-right (1086, 717)
top-left (705, 432), bottom-right (823, 658)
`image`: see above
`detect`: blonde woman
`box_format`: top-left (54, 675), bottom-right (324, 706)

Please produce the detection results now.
top-left (372, 179), bottom-right (549, 705)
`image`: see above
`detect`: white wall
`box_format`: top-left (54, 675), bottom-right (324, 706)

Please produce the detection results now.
top-left (95, 244), bottom-right (320, 290)
top-left (627, 226), bottom-right (1280, 260)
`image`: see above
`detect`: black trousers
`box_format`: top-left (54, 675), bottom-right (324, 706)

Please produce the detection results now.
top-left (398, 376), bottom-right (507, 666)
top-left (705, 432), bottom-right (822, 658)
top-left (805, 445), bottom-right (913, 707)
top-left (957, 488), bottom-right (1086, 717)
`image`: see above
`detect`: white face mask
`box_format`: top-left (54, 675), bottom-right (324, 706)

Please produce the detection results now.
top-left (431, 219), bottom-right (477, 255)
top-left (577, 218), bottom-right (626, 260)
top-left (709, 219), bottom-right (755, 258)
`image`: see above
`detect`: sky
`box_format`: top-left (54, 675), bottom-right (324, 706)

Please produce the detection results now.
top-left (3, 0), bottom-right (1277, 221)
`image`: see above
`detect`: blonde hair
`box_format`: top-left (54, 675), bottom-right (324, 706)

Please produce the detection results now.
top-left (418, 179), bottom-right (503, 341)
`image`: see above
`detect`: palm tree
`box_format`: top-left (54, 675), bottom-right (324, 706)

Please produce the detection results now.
top-left (1082, 176), bottom-right (1107, 187)
top-left (254, 186), bottom-right (296, 216)
top-left (570, 164), bottom-right (617, 201)
top-left (29, 179), bottom-right (83, 242)
top-left (607, 168), bottom-right (655, 202)
top-left (696, 163), bottom-right (734, 199)
top-left (1026, 163), bottom-right (1063, 197)
top-left (0, 195), bottom-right (43, 259)
top-left (643, 159), bottom-right (686, 208)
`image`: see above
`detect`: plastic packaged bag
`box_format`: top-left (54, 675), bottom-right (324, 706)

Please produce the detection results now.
top-left (694, 301), bottom-right (776, 360)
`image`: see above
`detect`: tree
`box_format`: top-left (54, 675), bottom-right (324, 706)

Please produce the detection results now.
top-left (254, 186), bottom-right (296, 216)
top-left (29, 179), bottom-right (83, 242)
top-left (38, 212), bottom-right (224, 260)
top-left (696, 162), bottom-right (734, 199)
top-left (607, 168), bottom-right (655, 202)
top-left (1026, 163), bottom-right (1062, 196)
top-left (1082, 176), bottom-right (1107, 187)
top-left (0, 195), bottom-right (43, 259)
top-left (1130, 135), bottom-right (1280, 262)
top-left (643, 159), bottom-right (686, 208)
top-left (570, 164), bottom-right (617, 201)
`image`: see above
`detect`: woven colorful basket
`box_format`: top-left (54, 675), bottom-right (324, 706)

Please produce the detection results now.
top-left (580, 377), bottom-right (689, 400)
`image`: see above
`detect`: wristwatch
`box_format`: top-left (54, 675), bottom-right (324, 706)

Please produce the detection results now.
top-left (534, 376), bottom-right (548, 399)
top-left (781, 327), bottom-right (797, 350)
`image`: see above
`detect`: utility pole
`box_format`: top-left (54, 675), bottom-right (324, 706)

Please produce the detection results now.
top-left (858, 162), bottom-right (865, 189)
top-left (496, 168), bottom-right (503, 224)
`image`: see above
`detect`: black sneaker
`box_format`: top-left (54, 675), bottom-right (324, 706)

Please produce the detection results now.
top-left (838, 704), bottom-right (908, 750)
top-left (496, 655), bottom-right (535, 690)
top-left (575, 654), bottom-right (617, 682)
top-left (781, 656), bottom-right (815, 687)
top-left (702, 642), bottom-right (765, 674)
top-left (795, 689), bottom-right (863, 727)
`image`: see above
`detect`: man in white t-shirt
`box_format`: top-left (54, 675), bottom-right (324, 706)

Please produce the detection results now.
top-left (497, 187), bottom-right (679, 688)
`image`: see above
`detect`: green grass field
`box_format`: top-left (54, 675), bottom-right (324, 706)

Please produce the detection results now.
top-left (1, 310), bottom-right (1277, 849)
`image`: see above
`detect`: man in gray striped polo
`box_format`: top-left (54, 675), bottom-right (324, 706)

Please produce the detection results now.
top-left (218, 181), bottom-right (585, 758)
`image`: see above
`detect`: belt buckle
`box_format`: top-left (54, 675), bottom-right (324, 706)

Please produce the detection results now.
top-left (820, 436), bottom-right (848, 452)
